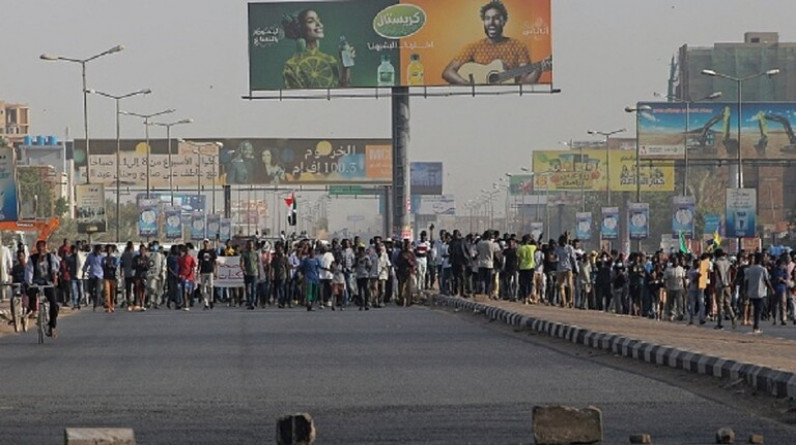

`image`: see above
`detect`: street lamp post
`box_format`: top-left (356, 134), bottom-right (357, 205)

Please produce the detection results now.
top-left (654, 91), bottom-right (723, 195)
top-left (151, 119), bottom-right (193, 205)
top-left (701, 68), bottom-right (780, 189)
top-left (625, 105), bottom-right (653, 252)
top-left (86, 88), bottom-right (151, 242)
top-left (586, 128), bottom-right (626, 206)
top-left (40, 45), bottom-right (125, 184)
top-left (121, 109), bottom-right (175, 198)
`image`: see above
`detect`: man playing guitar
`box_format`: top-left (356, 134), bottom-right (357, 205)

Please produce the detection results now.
top-left (442, 0), bottom-right (550, 86)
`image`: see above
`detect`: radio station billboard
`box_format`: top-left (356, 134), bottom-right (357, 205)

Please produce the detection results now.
top-left (532, 150), bottom-right (675, 192)
top-left (248, 0), bottom-right (552, 90)
top-left (76, 138), bottom-right (393, 186)
top-left (636, 102), bottom-right (796, 160)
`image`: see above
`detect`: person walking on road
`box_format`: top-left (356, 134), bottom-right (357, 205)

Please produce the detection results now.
top-left (240, 240), bottom-right (260, 310)
top-left (713, 249), bottom-right (738, 330)
top-left (102, 244), bottom-right (119, 313)
top-left (197, 239), bottom-right (218, 310)
top-left (744, 252), bottom-right (774, 334)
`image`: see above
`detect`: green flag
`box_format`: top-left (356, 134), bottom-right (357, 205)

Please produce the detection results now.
top-left (679, 231), bottom-right (689, 254)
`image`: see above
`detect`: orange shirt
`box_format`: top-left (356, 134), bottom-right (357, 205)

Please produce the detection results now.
top-left (453, 38), bottom-right (531, 70)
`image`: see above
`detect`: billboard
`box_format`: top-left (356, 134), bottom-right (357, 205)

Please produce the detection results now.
top-left (726, 188), bottom-right (757, 238)
top-left (135, 193), bottom-right (206, 215)
top-left (628, 203), bottom-right (649, 240)
top-left (76, 138), bottom-right (393, 186)
top-left (190, 212), bottom-right (206, 241)
top-left (164, 206), bottom-right (183, 240)
top-left (601, 207), bottom-right (619, 240)
top-left (138, 198), bottom-right (160, 238)
top-left (0, 147), bottom-right (20, 222)
top-left (412, 194), bottom-right (455, 215)
top-left (532, 150), bottom-right (675, 192)
top-left (75, 184), bottom-right (106, 234)
top-left (248, 0), bottom-right (552, 91)
top-left (509, 174), bottom-right (534, 195)
top-left (637, 102), bottom-right (796, 160)
top-left (672, 196), bottom-right (696, 238)
top-left (575, 212), bottom-right (592, 241)
top-left (410, 162), bottom-right (443, 195)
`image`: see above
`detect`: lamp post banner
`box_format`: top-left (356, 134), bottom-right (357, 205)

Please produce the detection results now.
top-left (575, 212), bottom-right (592, 241)
top-left (601, 207), bottom-right (619, 240)
top-left (672, 195), bottom-right (696, 238)
top-left (75, 184), bottom-right (107, 234)
top-left (206, 214), bottom-right (221, 241)
top-left (628, 203), bottom-right (649, 240)
top-left (725, 188), bottom-right (757, 238)
top-left (164, 205), bottom-right (183, 240)
top-left (190, 212), bottom-right (206, 241)
top-left (138, 198), bottom-right (160, 238)
top-left (220, 218), bottom-right (232, 242)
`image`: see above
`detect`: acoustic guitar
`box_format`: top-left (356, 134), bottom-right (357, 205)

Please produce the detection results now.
top-left (458, 55), bottom-right (553, 85)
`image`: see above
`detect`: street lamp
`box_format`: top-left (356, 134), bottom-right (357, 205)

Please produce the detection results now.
top-left (586, 128), bottom-right (626, 205)
top-left (120, 108), bottom-right (175, 198)
top-left (700, 68), bottom-right (780, 188)
top-left (625, 105), bottom-right (653, 251)
top-left (40, 44), bottom-right (125, 184)
top-left (150, 118), bottom-right (193, 206)
top-left (654, 91), bottom-right (723, 195)
top-left (181, 140), bottom-right (224, 215)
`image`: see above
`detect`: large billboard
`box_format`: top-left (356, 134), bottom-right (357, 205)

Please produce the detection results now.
top-left (636, 102), bottom-right (796, 160)
top-left (532, 150), bottom-right (675, 192)
top-left (410, 162), bottom-right (442, 195)
top-left (75, 184), bottom-right (106, 234)
top-left (248, 0), bottom-right (552, 91)
top-left (76, 138), bottom-right (393, 186)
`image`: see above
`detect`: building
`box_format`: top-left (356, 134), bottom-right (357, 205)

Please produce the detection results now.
top-left (0, 101), bottom-right (30, 145)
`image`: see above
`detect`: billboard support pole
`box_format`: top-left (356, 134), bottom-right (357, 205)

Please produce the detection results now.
top-left (392, 87), bottom-right (410, 237)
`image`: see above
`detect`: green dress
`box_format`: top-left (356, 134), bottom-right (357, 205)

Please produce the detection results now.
top-left (283, 48), bottom-right (341, 89)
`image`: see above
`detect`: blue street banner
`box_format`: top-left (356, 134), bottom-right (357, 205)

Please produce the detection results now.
top-left (629, 203), bottom-right (649, 240)
top-left (190, 212), bottom-right (206, 241)
top-left (726, 188), bottom-right (757, 238)
top-left (220, 218), bottom-right (232, 241)
top-left (0, 147), bottom-right (19, 221)
top-left (672, 196), bottom-right (696, 238)
top-left (164, 206), bottom-right (183, 240)
top-left (575, 212), bottom-right (592, 241)
top-left (207, 214), bottom-right (222, 240)
top-left (703, 214), bottom-right (722, 236)
top-left (138, 198), bottom-right (160, 238)
top-left (601, 207), bottom-right (619, 240)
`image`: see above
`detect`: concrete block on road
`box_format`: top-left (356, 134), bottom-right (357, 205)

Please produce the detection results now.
top-left (715, 427), bottom-right (736, 444)
top-left (532, 405), bottom-right (602, 445)
top-left (748, 433), bottom-right (764, 444)
top-left (276, 413), bottom-right (316, 445)
top-left (629, 433), bottom-right (652, 444)
top-left (64, 428), bottom-right (135, 445)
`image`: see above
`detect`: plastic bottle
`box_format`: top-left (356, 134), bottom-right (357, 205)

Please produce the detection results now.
top-left (377, 54), bottom-right (395, 87)
top-left (406, 53), bottom-right (424, 86)
top-left (339, 36), bottom-right (355, 68)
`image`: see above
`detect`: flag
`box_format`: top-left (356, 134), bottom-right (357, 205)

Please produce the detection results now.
top-left (286, 192), bottom-right (297, 226)
top-left (713, 229), bottom-right (722, 248)
top-left (679, 231), bottom-right (689, 254)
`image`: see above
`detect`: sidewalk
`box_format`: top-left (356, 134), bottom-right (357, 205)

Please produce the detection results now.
top-left (433, 295), bottom-right (796, 399)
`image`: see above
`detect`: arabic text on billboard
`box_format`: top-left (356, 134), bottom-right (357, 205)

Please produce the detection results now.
top-left (248, 0), bottom-right (552, 90)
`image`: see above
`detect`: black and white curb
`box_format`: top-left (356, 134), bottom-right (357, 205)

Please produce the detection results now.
top-left (434, 295), bottom-right (796, 400)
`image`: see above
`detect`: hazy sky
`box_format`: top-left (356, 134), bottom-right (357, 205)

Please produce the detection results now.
top-left (3, 0), bottom-right (795, 219)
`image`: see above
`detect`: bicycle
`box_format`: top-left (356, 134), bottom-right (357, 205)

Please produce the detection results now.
top-left (7, 283), bottom-right (27, 333)
top-left (29, 284), bottom-right (55, 344)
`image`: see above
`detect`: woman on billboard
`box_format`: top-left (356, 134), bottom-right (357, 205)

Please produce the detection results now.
top-left (281, 9), bottom-right (355, 89)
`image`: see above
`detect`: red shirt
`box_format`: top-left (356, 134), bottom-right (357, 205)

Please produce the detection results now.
top-left (178, 254), bottom-right (196, 281)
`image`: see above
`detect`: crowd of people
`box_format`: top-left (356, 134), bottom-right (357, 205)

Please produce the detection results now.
top-left (5, 225), bottom-right (796, 337)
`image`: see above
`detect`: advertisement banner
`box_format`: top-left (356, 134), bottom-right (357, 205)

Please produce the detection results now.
top-left (248, 0), bottom-right (552, 91)
top-left (0, 147), bottom-right (19, 221)
top-left (220, 218), bottom-right (232, 241)
top-left (628, 203), bottom-right (650, 240)
top-left (190, 212), bottom-right (206, 241)
top-left (637, 102), bottom-right (796, 161)
top-left (77, 138), bottom-right (393, 186)
top-left (410, 162), bottom-right (443, 195)
top-left (672, 196), bottom-right (696, 238)
top-left (601, 207), bottom-right (619, 240)
top-left (135, 193), bottom-right (206, 215)
top-left (703, 214), bottom-right (722, 236)
top-left (529, 222), bottom-right (544, 241)
top-left (413, 194), bottom-right (455, 215)
top-left (216, 256), bottom-right (244, 288)
top-left (75, 184), bottom-right (106, 234)
top-left (206, 214), bottom-right (222, 240)
top-left (509, 174), bottom-right (535, 196)
top-left (138, 198), bottom-right (160, 238)
top-left (726, 188), bottom-right (757, 238)
top-left (164, 206), bottom-right (183, 240)
top-left (575, 212), bottom-right (592, 241)
top-left (532, 150), bottom-right (675, 192)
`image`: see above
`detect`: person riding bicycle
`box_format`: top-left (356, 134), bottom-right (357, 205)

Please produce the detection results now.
top-left (24, 240), bottom-right (59, 337)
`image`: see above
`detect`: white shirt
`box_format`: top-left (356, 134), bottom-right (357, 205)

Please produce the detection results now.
top-left (319, 251), bottom-right (335, 280)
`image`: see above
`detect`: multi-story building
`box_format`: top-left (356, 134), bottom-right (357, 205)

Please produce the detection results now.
top-left (0, 100), bottom-right (31, 145)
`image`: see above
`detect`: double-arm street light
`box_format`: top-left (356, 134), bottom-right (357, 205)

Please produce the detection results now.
top-left (586, 128), bottom-right (626, 206)
top-left (86, 88), bottom-right (151, 241)
top-left (701, 68), bottom-right (780, 189)
top-left (40, 45), bottom-right (125, 184)
top-left (121, 109), bottom-right (175, 198)
top-left (150, 119), bottom-right (193, 206)
top-left (654, 91), bottom-right (723, 196)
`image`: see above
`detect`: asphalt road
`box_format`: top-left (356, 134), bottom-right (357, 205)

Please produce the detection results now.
top-left (0, 305), bottom-right (794, 444)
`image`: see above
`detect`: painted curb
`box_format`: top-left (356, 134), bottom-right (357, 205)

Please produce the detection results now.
top-left (435, 295), bottom-right (796, 399)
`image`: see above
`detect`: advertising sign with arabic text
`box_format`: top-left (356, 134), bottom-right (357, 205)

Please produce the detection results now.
top-left (75, 184), bottom-right (106, 234)
top-left (248, 0), bottom-right (552, 90)
top-left (532, 150), bottom-right (675, 192)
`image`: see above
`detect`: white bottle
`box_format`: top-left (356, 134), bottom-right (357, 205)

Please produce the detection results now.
top-left (339, 36), bottom-right (355, 68)
top-left (377, 54), bottom-right (395, 87)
